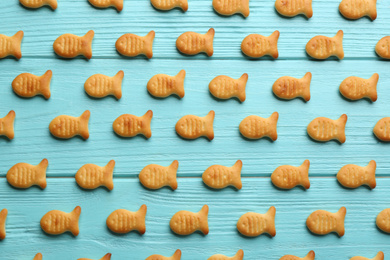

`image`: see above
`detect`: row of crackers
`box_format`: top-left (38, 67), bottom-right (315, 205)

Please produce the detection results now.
top-left (2, 29), bottom-right (390, 59)
top-left (19, 0), bottom-right (378, 21)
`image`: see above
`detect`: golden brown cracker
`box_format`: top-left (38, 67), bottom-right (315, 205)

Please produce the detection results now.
top-left (170, 205), bottom-right (209, 235)
top-left (113, 110), bottom-right (153, 138)
top-left (307, 114), bottom-right (347, 143)
top-left (237, 206), bottom-right (276, 237)
top-left (40, 206), bottom-right (81, 236)
top-left (106, 205), bottom-right (147, 234)
top-left (239, 112), bottom-right (279, 140)
top-left (12, 70), bottom-right (52, 99)
top-left (241, 31), bottom-right (279, 58)
top-left (306, 207), bottom-right (346, 236)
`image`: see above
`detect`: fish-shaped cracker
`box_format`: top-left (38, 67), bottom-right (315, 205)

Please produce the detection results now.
top-left (7, 158), bottom-right (48, 189)
top-left (271, 160), bottom-right (310, 189)
top-left (208, 249), bottom-right (244, 260)
top-left (0, 110), bottom-right (16, 140)
top-left (175, 111), bottom-right (215, 140)
top-left (0, 209), bottom-right (7, 240)
top-left (202, 160), bottom-right (242, 190)
top-left (88, 0), bottom-right (123, 11)
top-left (151, 0), bottom-right (188, 11)
top-left (116, 31), bottom-right (155, 59)
top-left (350, 252), bottom-right (384, 260)
top-left (33, 253), bottom-right (43, 260)
top-left (376, 37), bottom-right (390, 59)
top-left (146, 250), bottom-right (182, 260)
top-left (12, 70), bottom-right (52, 99)
top-left (337, 160), bottom-right (376, 189)
top-left (0, 31), bottom-right (24, 59)
top-left (40, 206), bottom-right (81, 236)
top-left (139, 160), bottom-right (179, 190)
top-left (275, 0), bottom-right (313, 18)
top-left (113, 110), bottom-right (153, 138)
top-left (170, 205), bottom-right (209, 235)
top-left (306, 30), bottom-right (344, 60)
top-left (241, 31), bottom-right (279, 58)
top-left (20, 0), bottom-right (58, 9)
top-left (272, 72), bottom-right (312, 101)
top-left (213, 0), bottom-right (250, 17)
top-left (84, 70), bottom-right (124, 99)
top-left (49, 110), bottom-right (90, 140)
top-left (239, 112), bottom-right (279, 140)
top-left (76, 160), bottom-right (115, 190)
top-left (339, 0), bottom-right (377, 20)
top-left (106, 205), bottom-right (147, 234)
top-left (147, 70), bottom-right (186, 98)
top-left (78, 253), bottom-right (112, 260)
top-left (279, 251), bottom-right (315, 260)
top-left (53, 30), bottom-right (94, 59)
top-left (307, 114), bottom-right (347, 143)
top-left (176, 28), bottom-right (215, 56)
top-left (237, 206), bottom-right (276, 237)
top-left (306, 207), bottom-right (346, 236)
top-left (339, 73), bottom-right (378, 102)
top-left (209, 73), bottom-right (248, 102)
top-left (373, 117), bottom-right (390, 141)
top-left (376, 208), bottom-right (390, 233)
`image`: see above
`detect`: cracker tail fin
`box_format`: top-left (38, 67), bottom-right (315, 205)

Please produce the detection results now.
top-left (70, 206), bottom-right (81, 236)
top-left (142, 110), bottom-right (153, 138)
top-left (337, 114), bottom-right (348, 144)
top-left (300, 159), bottom-right (311, 189)
top-left (33, 253), bottom-right (43, 260)
top-left (304, 250), bottom-right (315, 260)
top-left (237, 73), bottom-right (248, 102)
top-left (336, 207), bottom-right (347, 237)
top-left (241, 0), bottom-right (250, 17)
top-left (37, 158), bottom-right (49, 189)
top-left (12, 31), bottom-right (24, 59)
top-left (205, 110), bottom-right (215, 140)
top-left (302, 72), bottom-right (312, 101)
top-left (0, 208), bottom-right (8, 240)
top-left (40, 70), bottom-right (53, 99)
top-left (144, 31), bottom-right (155, 59)
top-left (172, 249), bottom-right (182, 260)
top-left (205, 28), bottom-right (215, 57)
top-left (175, 70), bottom-right (186, 98)
top-left (113, 0), bottom-right (124, 11)
top-left (268, 112), bottom-right (279, 141)
top-left (266, 206), bottom-right (276, 237)
top-left (168, 160), bottom-right (179, 190)
top-left (369, 0), bottom-right (377, 20)
top-left (47, 0), bottom-right (58, 10)
top-left (137, 204), bottom-right (147, 234)
top-left (79, 110), bottom-right (91, 140)
top-left (269, 30), bottom-right (280, 59)
top-left (198, 205), bottom-right (209, 235)
top-left (366, 160), bottom-right (377, 189)
top-left (233, 249), bottom-right (244, 260)
top-left (3, 110), bottom-right (15, 140)
top-left (113, 70), bottom-right (124, 99)
top-left (374, 251), bottom-right (384, 260)
top-left (369, 73), bottom-right (379, 102)
top-left (232, 160), bottom-right (243, 190)
top-left (83, 30), bottom-right (95, 60)
top-left (180, 0), bottom-right (188, 11)
top-left (304, 0), bottom-right (313, 18)
top-left (104, 160), bottom-right (115, 191)
top-left (334, 30), bottom-right (344, 59)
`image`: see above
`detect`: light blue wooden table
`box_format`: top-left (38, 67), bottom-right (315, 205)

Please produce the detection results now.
top-left (1, 0), bottom-right (390, 259)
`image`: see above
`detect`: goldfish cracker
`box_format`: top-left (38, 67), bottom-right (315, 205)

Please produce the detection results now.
top-left (33, 253), bottom-right (43, 260)
top-left (7, 159), bottom-right (48, 189)
top-left (271, 160), bottom-right (310, 189)
top-left (306, 207), bottom-right (346, 236)
top-left (239, 112), bottom-right (279, 140)
top-left (337, 160), bottom-right (376, 189)
top-left (279, 251), bottom-right (315, 260)
top-left (53, 30), bottom-right (94, 59)
top-left (12, 70), bottom-right (52, 99)
top-left (208, 249), bottom-right (244, 260)
top-left (275, 0), bottom-right (313, 18)
top-left (339, 0), bottom-right (377, 20)
top-left (146, 250), bottom-right (182, 260)
top-left (76, 160), bottom-right (115, 190)
top-left (147, 70), bottom-right (186, 98)
top-left (175, 111), bottom-right (215, 140)
top-left (84, 71), bottom-right (124, 99)
top-left (176, 29), bottom-right (215, 56)
top-left (113, 110), bottom-right (153, 138)
top-left (339, 73), bottom-right (378, 102)
top-left (202, 160), bottom-right (243, 190)
top-left (306, 30), bottom-right (344, 60)
top-left (151, 0), bottom-right (188, 11)
top-left (106, 205), bottom-right (147, 234)
top-left (376, 209), bottom-right (390, 233)
top-left (20, 0), bottom-right (57, 9)
top-left (88, 0), bottom-right (123, 11)
top-left (170, 205), bottom-right (209, 235)
top-left (0, 31), bottom-right (24, 59)
top-left (116, 31), bottom-right (155, 59)
top-left (0, 209), bottom-right (7, 240)
top-left (373, 117), bottom-right (390, 141)
top-left (49, 110), bottom-right (90, 140)
top-left (213, 0), bottom-right (250, 17)
top-left (0, 110), bottom-right (16, 140)
top-left (209, 73), bottom-right (248, 102)
top-left (375, 37), bottom-right (390, 59)
top-left (241, 31), bottom-right (279, 59)
top-left (237, 206), bottom-right (276, 237)
top-left (78, 253), bottom-right (112, 260)
top-left (272, 72), bottom-right (311, 101)
top-left (40, 206), bottom-right (81, 236)
top-left (307, 114), bottom-right (347, 143)
top-left (350, 252), bottom-right (384, 260)
top-left (139, 160), bottom-right (179, 190)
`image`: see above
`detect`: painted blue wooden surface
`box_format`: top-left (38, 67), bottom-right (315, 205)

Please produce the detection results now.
top-left (1, 0), bottom-right (390, 259)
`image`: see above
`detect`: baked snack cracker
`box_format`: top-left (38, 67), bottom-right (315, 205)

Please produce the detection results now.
top-left (202, 160), bottom-right (242, 189)
top-left (0, 31), bottom-right (23, 59)
top-left (113, 110), bottom-right (153, 138)
top-left (306, 30), bottom-right (344, 60)
top-left (241, 31), bottom-right (279, 58)
top-left (12, 70), bottom-right (52, 99)
top-left (0, 110), bottom-right (15, 140)
top-left (350, 252), bottom-right (384, 260)
top-left (337, 160), bottom-right (376, 189)
top-left (376, 208), bottom-right (390, 233)
top-left (209, 73), bottom-right (248, 102)
top-left (237, 206), bottom-right (276, 237)
top-left (147, 70), bottom-right (186, 98)
top-left (7, 159), bottom-right (48, 189)
top-left (49, 110), bottom-right (90, 140)
top-left (272, 72), bottom-right (311, 101)
top-left (33, 253), bottom-right (43, 260)
top-left (0, 209), bottom-right (7, 240)
top-left (53, 30), bottom-right (94, 59)
top-left (76, 160), bottom-right (115, 190)
top-left (271, 160), bottom-right (310, 189)
top-left (85, 71), bottom-right (124, 99)
top-left (213, 0), bottom-right (250, 17)
top-left (170, 205), bottom-right (209, 235)
top-left (373, 117), bottom-right (390, 141)
top-left (78, 253), bottom-right (112, 260)
top-left (175, 111), bottom-right (215, 140)
top-left (139, 160), bottom-right (179, 190)
top-left (151, 0), bottom-right (188, 11)
top-left (20, 0), bottom-right (57, 9)
top-left (339, 0), bottom-right (377, 20)
top-left (116, 31), bottom-right (155, 59)
top-left (339, 73), bottom-right (378, 101)
top-left (306, 207), bottom-right (346, 236)
top-left (239, 112), bottom-right (279, 140)
top-left (275, 0), bottom-right (313, 18)
top-left (88, 0), bottom-right (123, 11)
top-left (176, 29), bottom-right (215, 56)
top-left (279, 251), bottom-right (315, 260)
top-left (146, 250), bottom-right (182, 260)
top-left (376, 37), bottom-right (390, 59)
top-left (40, 206), bottom-right (81, 236)
top-left (307, 114), bottom-right (347, 143)
top-left (106, 205), bottom-right (147, 234)
top-left (208, 249), bottom-right (244, 260)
